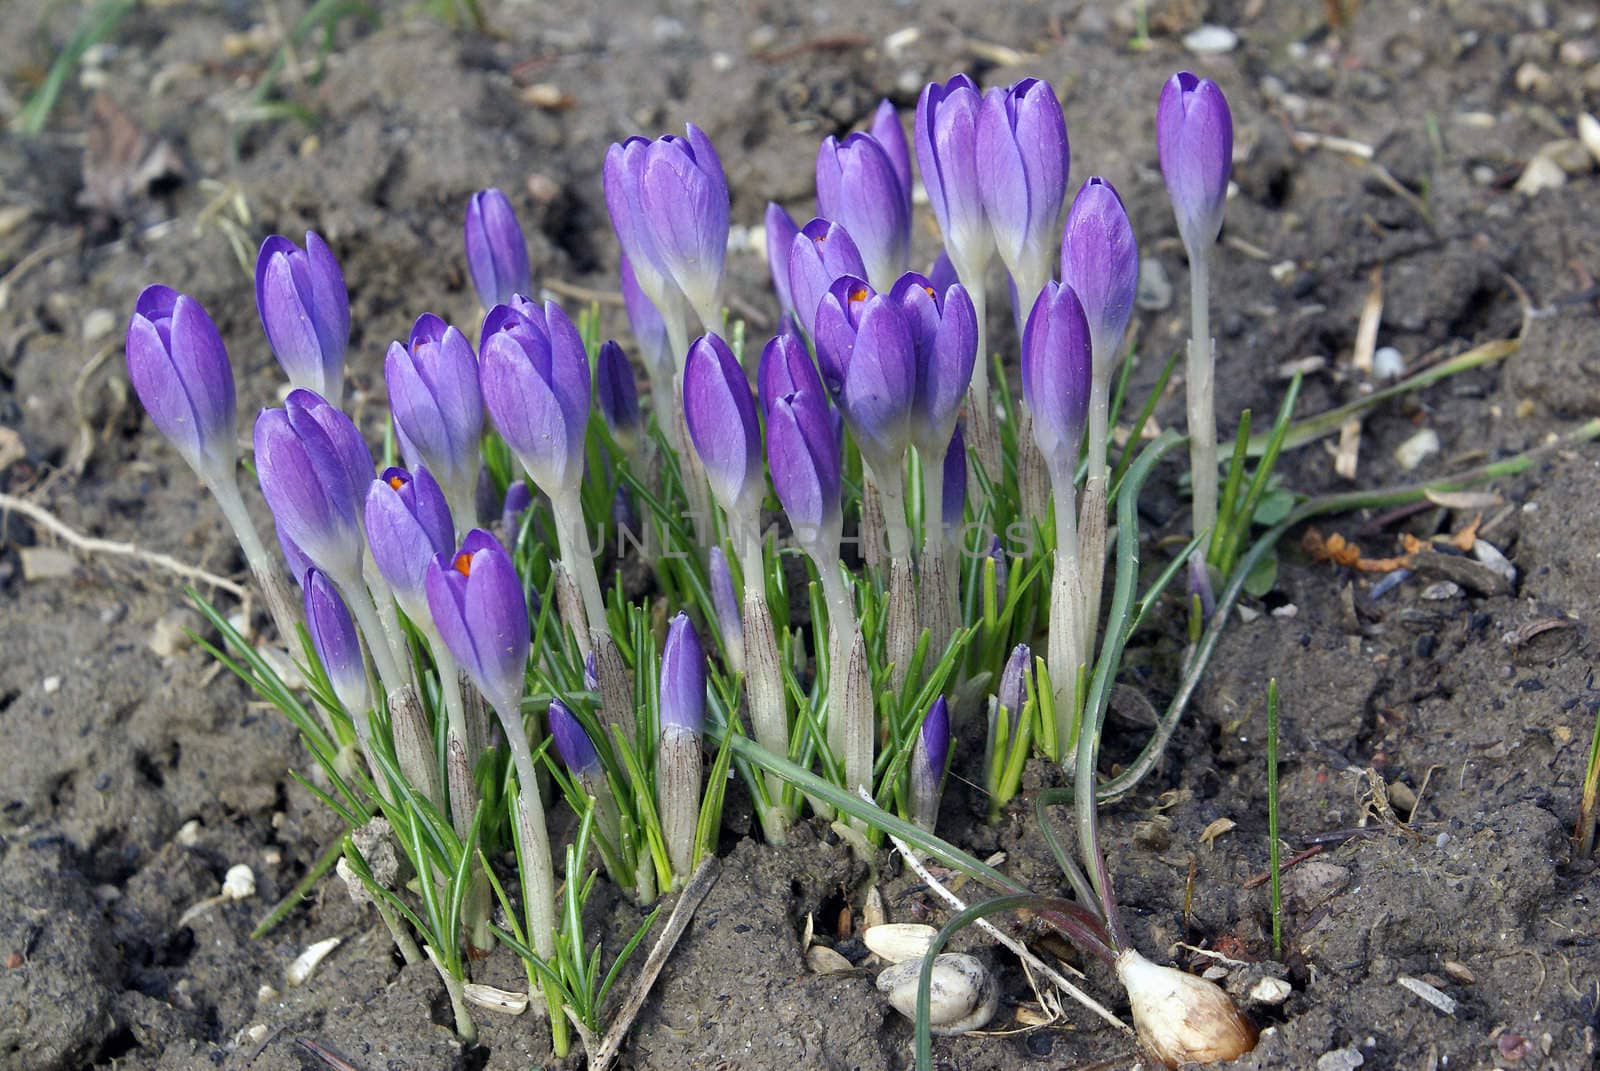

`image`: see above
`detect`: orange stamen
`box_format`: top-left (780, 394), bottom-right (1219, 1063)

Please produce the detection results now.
top-left (452, 552), bottom-right (473, 577)
top-left (850, 288), bottom-right (869, 303)
top-left (388, 475), bottom-right (406, 490)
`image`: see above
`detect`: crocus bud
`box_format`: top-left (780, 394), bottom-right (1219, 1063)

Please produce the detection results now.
top-left (1020, 282), bottom-right (1092, 484)
top-left (657, 611), bottom-right (705, 878)
top-left (386, 314), bottom-right (483, 522)
top-left (915, 75), bottom-right (991, 282)
top-left (254, 389), bottom-right (375, 583)
top-left (766, 389), bottom-right (843, 554)
top-left (364, 465), bottom-right (454, 621)
top-left (943, 423), bottom-right (967, 530)
top-left (683, 333), bottom-right (764, 520)
top-left (757, 330), bottom-right (825, 416)
top-left (1116, 949), bottom-right (1258, 1068)
top-left (501, 479), bottom-right (532, 536)
top-left (976, 79), bottom-right (1069, 304)
top-left (612, 125), bottom-right (730, 330)
top-left (708, 545), bottom-right (743, 668)
top-left (125, 285), bottom-right (237, 482)
top-left (987, 535), bottom-right (1010, 609)
top-left (464, 188), bottom-right (532, 309)
top-left (254, 232), bottom-right (350, 404)
top-left (480, 299), bottom-right (591, 497)
top-left (424, 530), bottom-right (529, 717)
top-left (869, 99), bottom-right (913, 215)
top-left (786, 217), bottom-right (868, 342)
top-left (1061, 177), bottom-right (1139, 363)
top-left (1156, 72), bottom-right (1233, 253)
top-left (890, 273), bottom-right (978, 460)
top-left (764, 202), bottom-right (801, 318)
top-left (997, 643), bottom-right (1030, 716)
top-left (928, 250), bottom-right (959, 294)
top-left (816, 133), bottom-right (911, 290)
top-left (276, 522), bottom-right (314, 588)
top-left (620, 254), bottom-right (673, 378)
top-left (813, 276), bottom-right (916, 476)
top-left (596, 340), bottom-right (643, 451)
top-left (911, 695), bottom-right (950, 830)
top-left (304, 567), bottom-right (370, 716)
top-left (549, 698), bottom-right (601, 780)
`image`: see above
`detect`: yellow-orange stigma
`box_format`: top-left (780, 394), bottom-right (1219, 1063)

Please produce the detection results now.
top-left (452, 552), bottom-right (473, 577)
top-left (850, 288), bottom-right (869, 304)
top-left (388, 475), bottom-right (407, 490)
top-left (923, 285), bottom-right (936, 297)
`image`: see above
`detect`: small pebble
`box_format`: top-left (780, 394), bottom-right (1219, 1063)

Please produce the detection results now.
top-left (245, 1024), bottom-right (268, 1043)
top-left (1250, 977), bottom-right (1293, 1005)
top-left (806, 945), bottom-right (853, 973)
top-left (1443, 960), bottom-right (1476, 984)
top-left (257, 984), bottom-right (278, 1002)
top-left (1202, 964), bottom-right (1229, 981)
top-left (1514, 154), bottom-right (1566, 195)
top-left (41, 675), bottom-right (60, 694)
top-left (286, 937), bottom-right (342, 987)
top-left (1136, 258), bottom-right (1173, 311)
top-left (82, 308), bottom-right (117, 343)
top-left (1317, 1047), bottom-right (1365, 1071)
top-left (175, 819), bottom-right (203, 847)
top-left (222, 864), bottom-right (256, 900)
top-left (1373, 346), bottom-right (1404, 380)
top-left (1393, 428), bottom-right (1440, 471)
top-left (1420, 581), bottom-right (1461, 600)
top-left (1579, 113), bottom-right (1600, 166)
top-left (1183, 25), bottom-right (1239, 54)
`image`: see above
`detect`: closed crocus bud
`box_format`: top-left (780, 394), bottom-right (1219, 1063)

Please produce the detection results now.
top-left (976, 79), bottom-right (1069, 303)
top-left (276, 522), bottom-right (314, 588)
top-left (889, 273), bottom-right (978, 459)
top-left (916, 75), bottom-right (992, 282)
top-left (658, 611), bottom-right (705, 877)
top-left (813, 276), bottom-right (916, 476)
top-left (659, 611), bottom-right (707, 731)
top-left (619, 255), bottom-right (673, 378)
top-left (928, 250), bottom-right (959, 294)
top-left (255, 232), bottom-right (350, 404)
top-left (480, 299), bottom-right (591, 497)
top-left (708, 545), bottom-right (743, 666)
top-left (596, 340), bottom-right (643, 450)
top-left (639, 125), bottom-right (730, 329)
top-left (254, 389), bottom-right (375, 583)
top-left (386, 314), bottom-right (483, 523)
top-left (943, 423), bottom-right (967, 530)
top-left (987, 535), bottom-right (1010, 608)
top-left (501, 479), bottom-right (532, 535)
top-left (764, 202), bottom-right (801, 318)
top-left (125, 285), bottom-right (237, 481)
top-left (869, 99), bottom-right (913, 215)
top-left (1020, 282), bottom-right (1092, 484)
top-left (997, 642), bottom-right (1030, 715)
top-left (425, 530), bottom-right (529, 717)
top-left (1156, 72), bottom-right (1233, 253)
top-left (757, 330), bottom-right (825, 416)
top-left (911, 695), bottom-right (951, 830)
top-left (364, 465), bottom-right (454, 620)
top-left (304, 567), bottom-right (370, 716)
top-left (605, 138), bottom-right (677, 316)
top-left (816, 133), bottom-right (911, 291)
top-left (464, 188), bottom-right (532, 309)
top-left (549, 698), bottom-right (601, 780)
top-left (787, 217), bottom-right (868, 342)
top-left (1061, 177), bottom-right (1139, 362)
top-left (1116, 950), bottom-right (1258, 1068)
top-left (683, 334), bottom-right (764, 519)
top-left (766, 389), bottom-right (843, 553)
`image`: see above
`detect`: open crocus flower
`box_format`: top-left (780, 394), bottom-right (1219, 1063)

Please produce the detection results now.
top-left (1156, 71), bottom-right (1233, 254)
top-left (976, 77), bottom-right (1069, 316)
top-left (125, 284), bottom-right (237, 484)
top-left (786, 217), bottom-right (868, 342)
top-left (813, 275), bottom-right (916, 480)
top-left (464, 187), bottom-right (531, 309)
top-left (385, 314), bottom-right (483, 528)
top-left (254, 231), bottom-right (350, 405)
top-left (816, 132), bottom-right (911, 290)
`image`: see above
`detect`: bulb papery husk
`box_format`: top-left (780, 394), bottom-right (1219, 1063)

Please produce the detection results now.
top-left (1116, 949), bottom-right (1258, 1068)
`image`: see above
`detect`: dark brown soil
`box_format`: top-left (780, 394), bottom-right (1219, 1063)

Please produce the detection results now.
top-left (3, 1), bottom-right (1600, 1069)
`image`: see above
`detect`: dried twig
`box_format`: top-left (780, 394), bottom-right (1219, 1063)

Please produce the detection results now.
top-left (0, 490), bottom-right (247, 598)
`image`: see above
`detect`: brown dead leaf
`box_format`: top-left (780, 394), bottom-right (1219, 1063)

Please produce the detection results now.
top-left (78, 93), bottom-right (186, 223)
top-left (1198, 818), bottom-right (1236, 849)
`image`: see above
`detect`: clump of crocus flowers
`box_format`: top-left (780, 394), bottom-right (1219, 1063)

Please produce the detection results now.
top-left (124, 67), bottom-right (1251, 1069)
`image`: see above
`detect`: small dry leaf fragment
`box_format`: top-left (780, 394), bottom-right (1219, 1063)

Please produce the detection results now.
top-left (1397, 975), bottom-right (1456, 1015)
top-left (1198, 818), bottom-right (1237, 848)
top-left (463, 983), bottom-right (529, 1014)
top-left (806, 945), bottom-right (853, 974)
top-left (286, 937), bottom-right (342, 987)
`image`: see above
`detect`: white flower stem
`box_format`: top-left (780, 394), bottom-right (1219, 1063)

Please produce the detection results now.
top-left (735, 521), bottom-right (790, 830)
top-left (495, 701), bottom-right (558, 960)
top-left (552, 490), bottom-right (608, 642)
top-left (872, 462), bottom-right (913, 563)
top-left (204, 469), bottom-right (300, 646)
top-left (1186, 244), bottom-right (1218, 543)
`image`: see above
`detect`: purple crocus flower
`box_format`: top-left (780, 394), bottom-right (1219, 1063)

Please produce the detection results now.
top-left (501, 479), bottom-right (532, 535)
top-left (764, 203), bottom-right (801, 318)
top-left (683, 333), bottom-right (763, 519)
top-left (596, 340), bottom-right (643, 449)
top-left (816, 133), bottom-right (911, 290)
top-left (620, 254), bottom-right (673, 378)
top-left (253, 389), bottom-right (375, 582)
top-left (869, 99), bottom-right (913, 214)
top-left (928, 250), bottom-right (959, 294)
top-left (124, 285), bottom-right (237, 481)
top-left (254, 232), bottom-right (350, 405)
top-left (385, 314), bottom-right (483, 521)
top-left (1020, 282), bottom-right (1093, 484)
top-left (480, 299), bottom-right (591, 496)
top-left (608, 126), bottom-right (730, 329)
top-left (276, 522), bottom-right (314, 588)
top-left (987, 535), bottom-right (1010, 609)
top-left (757, 331), bottom-right (822, 415)
top-left (304, 567), bottom-right (370, 716)
top-left (911, 694), bottom-right (950, 829)
top-left (812, 275), bottom-right (916, 476)
top-left (1061, 177), bottom-right (1139, 361)
top-left (786, 217), bottom-right (868, 342)
top-left (424, 529), bottom-right (529, 717)
top-left (976, 78), bottom-right (1069, 305)
top-left (998, 642), bottom-right (1030, 714)
top-left (708, 545), bottom-right (743, 658)
top-left (549, 698), bottom-right (601, 778)
top-left (915, 75), bottom-right (991, 282)
top-left (889, 273), bottom-right (978, 459)
top-left (943, 423), bottom-right (967, 530)
top-left (766, 389), bottom-right (842, 551)
top-left (464, 188), bottom-right (532, 309)
top-left (364, 465), bottom-right (455, 620)
top-left (1156, 72), bottom-right (1233, 252)
top-left (659, 611), bottom-right (706, 734)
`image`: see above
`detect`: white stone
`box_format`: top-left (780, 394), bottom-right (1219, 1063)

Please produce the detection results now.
top-left (1184, 25), bottom-right (1239, 54)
